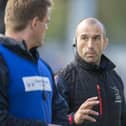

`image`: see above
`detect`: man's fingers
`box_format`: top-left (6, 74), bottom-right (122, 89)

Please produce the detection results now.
top-left (74, 108), bottom-right (99, 124)
top-left (82, 109), bottom-right (99, 116)
top-left (74, 97), bottom-right (99, 124)
top-left (82, 115), bottom-right (96, 122)
top-left (80, 100), bottom-right (99, 109)
top-left (86, 100), bottom-right (99, 108)
top-left (86, 96), bottom-right (98, 101)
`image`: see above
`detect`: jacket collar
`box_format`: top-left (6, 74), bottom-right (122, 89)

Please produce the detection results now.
top-left (74, 53), bottom-right (115, 72)
top-left (0, 34), bottom-right (39, 63)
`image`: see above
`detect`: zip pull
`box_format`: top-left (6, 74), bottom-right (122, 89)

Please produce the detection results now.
top-left (42, 83), bottom-right (46, 100)
top-left (96, 84), bottom-right (103, 116)
top-left (42, 91), bottom-right (46, 100)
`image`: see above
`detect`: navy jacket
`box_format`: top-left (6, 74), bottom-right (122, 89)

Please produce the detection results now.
top-left (57, 53), bottom-right (126, 126)
top-left (0, 35), bottom-right (69, 126)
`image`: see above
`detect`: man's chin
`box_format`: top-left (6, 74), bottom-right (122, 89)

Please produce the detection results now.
top-left (37, 40), bottom-right (45, 47)
top-left (85, 57), bottom-right (97, 64)
top-left (41, 39), bottom-right (45, 46)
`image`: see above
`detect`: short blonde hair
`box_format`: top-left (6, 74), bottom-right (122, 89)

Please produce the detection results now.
top-left (5, 0), bottom-right (52, 32)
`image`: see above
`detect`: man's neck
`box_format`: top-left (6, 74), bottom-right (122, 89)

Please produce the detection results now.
top-left (5, 29), bottom-right (31, 50)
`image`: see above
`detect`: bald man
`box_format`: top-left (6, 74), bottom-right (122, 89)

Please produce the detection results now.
top-left (56, 18), bottom-right (126, 126)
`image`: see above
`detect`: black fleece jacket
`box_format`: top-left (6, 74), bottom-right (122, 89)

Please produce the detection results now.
top-left (57, 53), bottom-right (126, 126)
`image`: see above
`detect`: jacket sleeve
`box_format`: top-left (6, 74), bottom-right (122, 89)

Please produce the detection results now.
top-left (55, 75), bottom-right (75, 126)
top-left (0, 55), bottom-right (47, 126)
top-left (46, 69), bottom-right (69, 126)
top-left (55, 75), bottom-right (70, 108)
top-left (52, 82), bottom-right (69, 126)
top-left (120, 80), bottom-right (126, 126)
top-left (121, 92), bottom-right (126, 126)
top-left (114, 72), bottom-right (126, 126)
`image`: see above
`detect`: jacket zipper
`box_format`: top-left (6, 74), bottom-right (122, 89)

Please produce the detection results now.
top-left (96, 84), bottom-right (103, 116)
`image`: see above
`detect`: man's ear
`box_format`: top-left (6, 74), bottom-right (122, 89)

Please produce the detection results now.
top-left (31, 17), bottom-right (39, 29)
top-left (104, 37), bottom-right (109, 50)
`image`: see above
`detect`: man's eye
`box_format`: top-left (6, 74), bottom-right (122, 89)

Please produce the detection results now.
top-left (94, 36), bottom-right (101, 41)
top-left (81, 36), bottom-right (88, 41)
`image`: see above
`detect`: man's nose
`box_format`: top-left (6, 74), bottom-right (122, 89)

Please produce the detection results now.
top-left (87, 39), bottom-right (94, 48)
top-left (45, 23), bottom-right (48, 30)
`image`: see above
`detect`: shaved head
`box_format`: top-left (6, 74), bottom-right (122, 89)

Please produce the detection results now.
top-left (76, 18), bottom-right (106, 38)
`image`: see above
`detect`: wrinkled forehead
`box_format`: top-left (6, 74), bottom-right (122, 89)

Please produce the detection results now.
top-left (76, 20), bottom-right (105, 37)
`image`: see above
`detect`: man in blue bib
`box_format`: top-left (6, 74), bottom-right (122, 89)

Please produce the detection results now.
top-left (0, 0), bottom-right (70, 126)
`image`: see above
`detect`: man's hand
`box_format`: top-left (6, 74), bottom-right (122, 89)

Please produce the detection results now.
top-left (74, 96), bottom-right (99, 125)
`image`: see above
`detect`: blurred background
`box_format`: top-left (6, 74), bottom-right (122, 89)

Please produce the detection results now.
top-left (0, 0), bottom-right (126, 93)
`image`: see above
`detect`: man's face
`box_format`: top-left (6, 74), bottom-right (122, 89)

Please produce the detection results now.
top-left (34, 15), bottom-right (49, 47)
top-left (76, 22), bottom-right (108, 65)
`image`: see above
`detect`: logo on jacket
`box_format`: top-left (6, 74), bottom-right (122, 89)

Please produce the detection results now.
top-left (22, 76), bottom-right (52, 92)
top-left (110, 86), bottom-right (122, 103)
